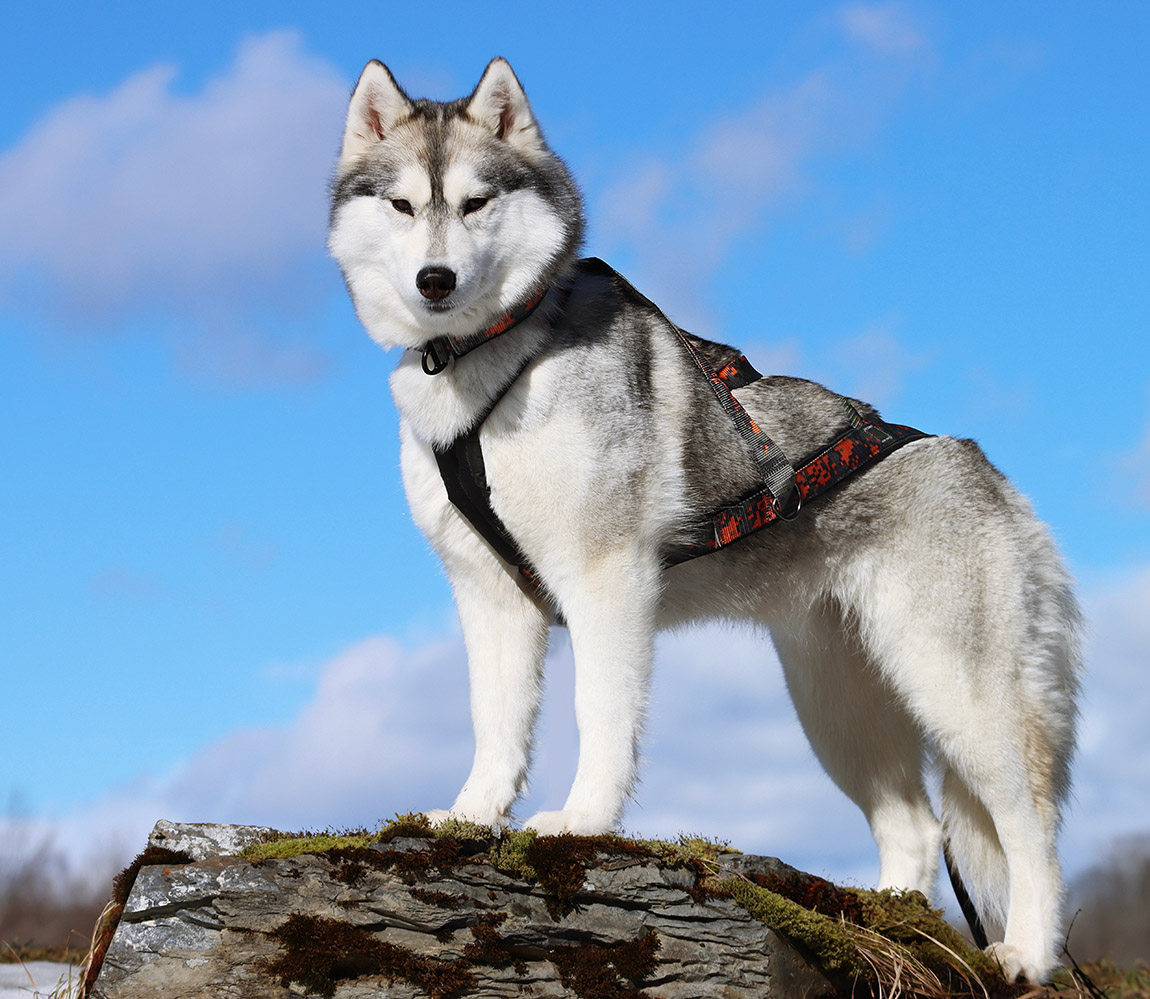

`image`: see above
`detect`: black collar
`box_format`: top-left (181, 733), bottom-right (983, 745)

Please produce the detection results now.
top-left (421, 287), bottom-right (550, 375)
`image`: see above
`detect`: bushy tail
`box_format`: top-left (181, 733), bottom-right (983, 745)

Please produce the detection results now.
top-left (940, 766), bottom-right (1009, 945)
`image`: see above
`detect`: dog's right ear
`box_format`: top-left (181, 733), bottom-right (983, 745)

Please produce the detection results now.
top-left (339, 61), bottom-right (412, 165)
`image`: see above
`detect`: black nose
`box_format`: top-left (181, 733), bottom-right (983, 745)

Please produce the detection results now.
top-left (416, 266), bottom-right (457, 301)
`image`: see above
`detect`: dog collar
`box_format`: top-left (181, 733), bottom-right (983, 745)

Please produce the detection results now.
top-left (421, 287), bottom-right (550, 375)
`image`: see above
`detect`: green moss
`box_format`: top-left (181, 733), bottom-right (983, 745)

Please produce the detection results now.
top-left (241, 813), bottom-right (495, 862)
top-left (375, 812), bottom-right (435, 842)
top-left (721, 875), bottom-right (1007, 992)
top-left (746, 870), bottom-right (864, 923)
top-left (720, 876), bottom-right (866, 976)
top-left (241, 830), bottom-right (380, 862)
top-left (488, 828), bottom-right (540, 881)
top-left (858, 887), bottom-right (1000, 979)
top-left (634, 833), bottom-right (736, 866)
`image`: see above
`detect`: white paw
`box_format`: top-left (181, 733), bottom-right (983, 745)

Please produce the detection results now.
top-left (423, 807), bottom-right (508, 831)
top-left (522, 810), bottom-right (614, 837)
top-left (985, 942), bottom-right (1052, 983)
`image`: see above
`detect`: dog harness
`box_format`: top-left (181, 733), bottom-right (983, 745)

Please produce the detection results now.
top-left (421, 260), bottom-right (929, 595)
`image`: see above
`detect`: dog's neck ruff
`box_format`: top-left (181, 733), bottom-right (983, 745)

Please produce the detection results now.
top-left (420, 287), bottom-right (551, 375)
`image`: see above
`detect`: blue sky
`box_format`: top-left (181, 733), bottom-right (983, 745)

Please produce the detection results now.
top-left (2, 2), bottom-right (1149, 901)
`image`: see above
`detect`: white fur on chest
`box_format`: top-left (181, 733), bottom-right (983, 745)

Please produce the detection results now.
top-left (396, 335), bottom-right (693, 596)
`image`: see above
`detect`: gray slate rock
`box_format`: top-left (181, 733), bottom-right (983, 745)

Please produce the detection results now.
top-left (89, 822), bottom-right (835, 998)
top-left (147, 818), bottom-right (275, 861)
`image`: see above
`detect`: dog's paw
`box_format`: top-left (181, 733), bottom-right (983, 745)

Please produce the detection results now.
top-left (985, 942), bottom-right (1052, 984)
top-left (423, 809), bottom-right (456, 827)
top-left (423, 807), bottom-right (508, 832)
top-left (522, 810), bottom-right (614, 837)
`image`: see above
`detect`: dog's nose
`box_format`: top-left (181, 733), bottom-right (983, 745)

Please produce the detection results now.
top-left (416, 266), bottom-right (457, 301)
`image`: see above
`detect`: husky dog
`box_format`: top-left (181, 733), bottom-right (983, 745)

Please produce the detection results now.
top-left (328, 58), bottom-right (1082, 982)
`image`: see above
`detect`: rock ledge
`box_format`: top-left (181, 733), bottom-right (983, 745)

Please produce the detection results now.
top-left (86, 819), bottom-right (839, 998)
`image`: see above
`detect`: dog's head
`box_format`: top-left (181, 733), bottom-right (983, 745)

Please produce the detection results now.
top-left (328, 58), bottom-right (584, 350)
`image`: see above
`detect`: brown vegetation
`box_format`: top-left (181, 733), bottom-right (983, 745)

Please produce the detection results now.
top-left (0, 831), bottom-right (118, 961)
top-left (1065, 834), bottom-right (1150, 966)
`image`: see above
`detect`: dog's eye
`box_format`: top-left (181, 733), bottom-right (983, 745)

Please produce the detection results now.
top-left (390, 199), bottom-right (414, 216)
top-left (462, 197), bottom-right (489, 215)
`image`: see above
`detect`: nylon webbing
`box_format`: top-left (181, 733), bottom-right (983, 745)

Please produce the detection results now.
top-left (675, 330), bottom-right (798, 516)
top-left (664, 410), bottom-right (929, 564)
top-left (422, 287), bottom-right (549, 374)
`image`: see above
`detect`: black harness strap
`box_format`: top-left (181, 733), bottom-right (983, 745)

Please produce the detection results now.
top-left (426, 288), bottom-right (556, 593)
top-left (434, 431), bottom-right (522, 567)
top-left (676, 330), bottom-right (799, 518)
top-left (433, 418), bottom-right (544, 595)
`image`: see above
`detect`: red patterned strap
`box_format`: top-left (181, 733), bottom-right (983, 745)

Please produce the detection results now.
top-left (675, 331), bottom-right (799, 517)
top-left (422, 287), bottom-right (550, 374)
top-left (665, 401), bottom-right (929, 565)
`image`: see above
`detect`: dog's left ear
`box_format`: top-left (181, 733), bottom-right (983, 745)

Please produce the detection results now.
top-left (466, 58), bottom-right (545, 154)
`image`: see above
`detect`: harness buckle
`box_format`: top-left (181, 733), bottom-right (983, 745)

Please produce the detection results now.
top-left (772, 487), bottom-right (803, 522)
top-left (422, 341), bottom-right (452, 375)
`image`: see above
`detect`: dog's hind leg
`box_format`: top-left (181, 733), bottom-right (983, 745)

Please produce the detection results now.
top-left (925, 701), bottom-right (1065, 982)
top-left (771, 597), bottom-right (942, 896)
top-left (852, 594), bottom-right (1069, 982)
top-left (939, 764), bottom-right (1006, 944)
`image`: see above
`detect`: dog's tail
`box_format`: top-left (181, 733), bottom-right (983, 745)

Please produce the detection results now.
top-left (939, 766), bottom-right (1006, 947)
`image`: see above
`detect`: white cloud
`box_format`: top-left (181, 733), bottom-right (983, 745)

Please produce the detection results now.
top-left (838, 3), bottom-right (931, 58)
top-left (829, 320), bottom-right (932, 406)
top-left (0, 31), bottom-right (348, 381)
top-left (1, 634), bottom-right (474, 893)
top-left (593, 5), bottom-right (933, 335)
top-left (1118, 411), bottom-right (1150, 510)
top-left (8, 564), bottom-right (1146, 900)
top-left (1066, 567), bottom-right (1150, 870)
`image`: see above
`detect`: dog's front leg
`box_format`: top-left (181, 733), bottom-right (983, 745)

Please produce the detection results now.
top-left (524, 552), bottom-right (657, 836)
top-left (427, 561), bottom-right (551, 830)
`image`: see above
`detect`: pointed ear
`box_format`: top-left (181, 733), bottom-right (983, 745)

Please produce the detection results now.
top-left (339, 61), bottom-right (412, 165)
top-left (465, 58), bottom-right (544, 153)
